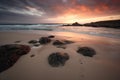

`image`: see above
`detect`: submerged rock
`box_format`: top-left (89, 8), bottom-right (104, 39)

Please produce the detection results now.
top-left (0, 44), bottom-right (30, 73)
top-left (39, 37), bottom-right (51, 44)
top-left (48, 52), bottom-right (69, 67)
top-left (77, 47), bottom-right (96, 57)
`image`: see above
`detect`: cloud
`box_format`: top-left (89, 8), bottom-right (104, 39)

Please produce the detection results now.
top-left (0, 0), bottom-right (45, 16)
top-left (7, 6), bottom-right (44, 16)
top-left (0, 0), bottom-right (120, 23)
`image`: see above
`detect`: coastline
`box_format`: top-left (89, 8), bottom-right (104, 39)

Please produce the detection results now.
top-left (0, 31), bottom-right (120, 80)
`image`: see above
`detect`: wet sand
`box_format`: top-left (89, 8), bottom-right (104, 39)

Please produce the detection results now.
top-left (0, 31), bottom-right (120, 80)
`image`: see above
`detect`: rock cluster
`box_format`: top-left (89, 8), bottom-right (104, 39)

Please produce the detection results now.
top-left (0, 34), bottom-right (97, 73)
top-left (63, 22), bottom-right (82, 26)
top-left (72, 22), bottom-right (82, 26)
top-left (28, 35), bottom-right (55, 46)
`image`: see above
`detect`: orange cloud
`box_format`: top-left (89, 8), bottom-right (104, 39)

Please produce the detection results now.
top-left (94, 3), bottom-right (109, 15)
top-left (50, 0), bottom-right (118, 23)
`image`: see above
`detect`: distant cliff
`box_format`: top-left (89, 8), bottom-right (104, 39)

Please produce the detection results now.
top-left (84, 20), bottom-right (120, 29)
top-left (63, 20), bottom-right (120, 29)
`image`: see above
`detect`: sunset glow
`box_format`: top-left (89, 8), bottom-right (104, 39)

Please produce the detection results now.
top-left (0, 0), bottom-right (120, 23)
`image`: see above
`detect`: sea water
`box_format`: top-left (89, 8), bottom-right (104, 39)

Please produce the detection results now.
top-left (0, 24), bottom-right (120, 39)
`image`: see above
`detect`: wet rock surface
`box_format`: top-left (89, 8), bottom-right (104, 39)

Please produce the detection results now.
top-left (48, 52), bottom-right (69, 67)
top-left (0, 44), bottom-right (30, 73)
top-left (39, 37), bottom-right (51, 44)
top-left (77, 47), bottom-right (96, 57)
top-left (28, 40), bottom-right (38, 44)
top-left (53, 40), bottom-right (64, 45)
top-left (53, 40), bottom-right (74, 46)
top-left (53, 40), bottom-right (74, 49)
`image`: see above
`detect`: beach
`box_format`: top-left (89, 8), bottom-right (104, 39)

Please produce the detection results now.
top-left (0, 30), bottom-right (120, 80)
top-left (0, 0), bottom-right (120, 79)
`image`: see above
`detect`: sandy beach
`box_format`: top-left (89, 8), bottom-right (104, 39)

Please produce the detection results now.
top-left (0, 31), bottom-right (120, 80)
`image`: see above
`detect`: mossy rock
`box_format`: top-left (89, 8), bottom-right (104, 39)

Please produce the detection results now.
top-left (48, 52), bottom-right (69, 67)
top-left (77, 47), bottom-right (96, 57)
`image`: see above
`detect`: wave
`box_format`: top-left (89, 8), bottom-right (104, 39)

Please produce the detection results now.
top-left (0, 24), bottom-right (120, 39)
top-left (0, 24), bottom-right (61, 31)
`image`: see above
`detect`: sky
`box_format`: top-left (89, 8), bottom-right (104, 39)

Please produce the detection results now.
top-left (0, 0), bottom-right (120, 23)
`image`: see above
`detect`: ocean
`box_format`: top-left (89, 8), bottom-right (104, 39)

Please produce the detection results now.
top-left (0, 24), bottom-right (120, 39)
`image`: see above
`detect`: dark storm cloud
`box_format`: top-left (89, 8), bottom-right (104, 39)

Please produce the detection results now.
top-left (0, 0), bottom-right (120, 23)
top-left (0, 0), bottom-right (45, 16)
top-left (0, 0), bottom-right (47, 23)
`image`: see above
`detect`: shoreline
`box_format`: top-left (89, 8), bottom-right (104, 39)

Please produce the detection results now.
top-left (0, 30), bottom-right (120, 44)
top-left (0, 30), bottom-right (120, 39)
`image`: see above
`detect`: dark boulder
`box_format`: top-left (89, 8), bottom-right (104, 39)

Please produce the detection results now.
top-left (53, 40), bottom-right (64, 45)
top-left (39, 37), bottom-right (51, 44)
top-left (28, 40), bottom-right (38, 44)
top-left (0, 44), bottom-right (30, 73)
top-left (77, 47), bottom-right (96, 57)
top-left (48, 52), bottom-right (69, 67)
top-left (48, 35), bottom-right (55, 38)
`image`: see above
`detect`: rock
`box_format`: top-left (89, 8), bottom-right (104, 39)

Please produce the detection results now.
top-left (63, 40), bottom-right (74, 44)
top-left (53, 40), bottom-right (64, 45)
top-left (28, 40), bottom-right (38, 44)
top-left (77, 47), bottom-right (96, 57)
top-left (33, 43), bottom-right (40, 47)
top-left (53, 40), bottom-right (74, 46)
top-left (0, 44), bottom-right (30, 73)
top-left (63, 22), bottom-right (83, 26)
top-left (30, 54), bottom-right (35, 57)
top-left (72, 22), bottom-right (82, 26)
top-left (48, 35), bottom-right (55, 38)
top-left (63, 24), bottom-right (71, 26)
top-left (48, 52), bottom-right (69, 67)
top-left (39, 37), bottom-right (51, 44)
